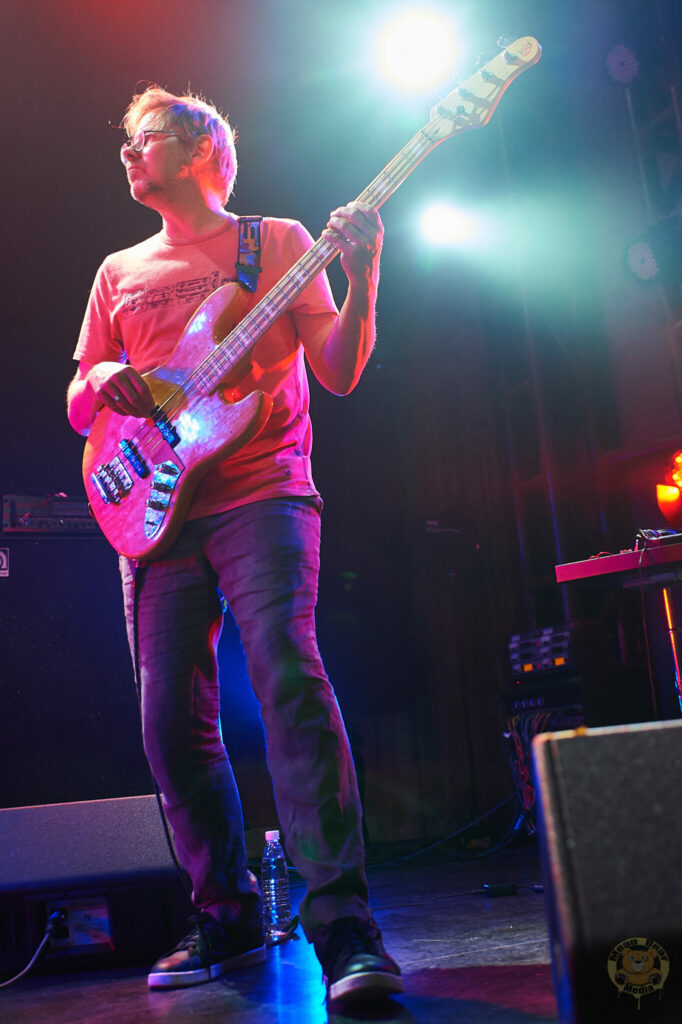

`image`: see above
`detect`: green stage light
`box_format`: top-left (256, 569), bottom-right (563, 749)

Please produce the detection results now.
top-left (420, 203), bottom-right (479, 245)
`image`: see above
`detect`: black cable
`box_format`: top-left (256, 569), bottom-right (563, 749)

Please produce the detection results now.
top-left (635, 534), bottom-right (662, 720)
top-left (0, 911), bottom-right (65, 989)
top-left (471, 810), bottom-right (524, 858)
top-left (128, 560), bottom-right (194, 900)
top-left (374, 880), bottom-right (545, 912)
top-left (366, 792), bottom-right (519, 872)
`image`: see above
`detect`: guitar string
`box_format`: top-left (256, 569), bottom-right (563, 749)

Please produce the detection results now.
top-left (170, 123), bottom-right (443, 399)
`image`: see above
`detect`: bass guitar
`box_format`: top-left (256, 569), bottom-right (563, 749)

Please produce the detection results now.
top-left (83, 37), bottom-right (541, 559)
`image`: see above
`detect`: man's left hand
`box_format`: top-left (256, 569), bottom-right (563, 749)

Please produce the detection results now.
top-left (323, 202), bottom-right (383, 287)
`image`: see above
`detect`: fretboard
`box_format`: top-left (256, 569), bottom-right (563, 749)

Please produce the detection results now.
top-left (195, 118), bottom-right (448, 393)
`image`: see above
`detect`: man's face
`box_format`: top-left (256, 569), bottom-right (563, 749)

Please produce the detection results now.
top-left (120, 113), bottom-right (192, 207)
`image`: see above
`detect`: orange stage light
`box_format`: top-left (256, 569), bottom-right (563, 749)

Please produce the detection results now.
top-left (656, 483), bottom-right (682, 529)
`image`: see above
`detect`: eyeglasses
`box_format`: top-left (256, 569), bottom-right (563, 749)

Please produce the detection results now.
top-left (121, 128), bottom-right (182, 153)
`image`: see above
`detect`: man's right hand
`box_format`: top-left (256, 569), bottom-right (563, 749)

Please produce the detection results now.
top-left (86, 362), bottom-right (156, 418)
top-left (67, 360), bottom-right (156, 436)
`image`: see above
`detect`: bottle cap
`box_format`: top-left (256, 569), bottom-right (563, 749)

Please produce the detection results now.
top-left (265, 829), bottom-right (280, 842)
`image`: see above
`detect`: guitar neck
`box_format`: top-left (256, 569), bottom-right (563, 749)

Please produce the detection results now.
top-left (201, 36), bottom-right (541, 385)
top-left (206, 121), bottom-right (446, 383)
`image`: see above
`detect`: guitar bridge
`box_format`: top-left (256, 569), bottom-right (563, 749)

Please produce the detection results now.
top-left (91, 457), bottom-right (133, 505)
top-left (144, 461), bottom-right (181, 539)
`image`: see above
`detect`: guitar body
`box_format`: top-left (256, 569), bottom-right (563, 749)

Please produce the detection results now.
top-left (83, 282), bottom-right (273, 560)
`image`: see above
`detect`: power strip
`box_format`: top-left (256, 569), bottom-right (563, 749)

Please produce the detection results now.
top-left (44, 897), bottom-right (114, 954)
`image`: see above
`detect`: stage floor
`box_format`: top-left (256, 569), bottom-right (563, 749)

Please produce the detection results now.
top-left (1, 845), bottom-right (558, 1023)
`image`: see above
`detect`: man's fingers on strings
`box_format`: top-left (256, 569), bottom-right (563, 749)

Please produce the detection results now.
top-left (326, 218), bottom-right (372, 250)
top-left (103, 378), bottom-right (154, 417)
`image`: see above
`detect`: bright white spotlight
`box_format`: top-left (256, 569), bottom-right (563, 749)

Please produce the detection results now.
top-left (420, 204), bottom-right (478, 245)
top-left (377, 9), bottom-right (458, 92)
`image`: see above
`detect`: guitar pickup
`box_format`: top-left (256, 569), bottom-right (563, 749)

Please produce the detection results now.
top-left (151, 407), bottom-right (180, 447)
top-left (120, 438), bottom-right (150, 478)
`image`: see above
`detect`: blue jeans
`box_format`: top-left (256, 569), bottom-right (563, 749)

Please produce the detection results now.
top-left (120, 497), bottom-right (370, 941)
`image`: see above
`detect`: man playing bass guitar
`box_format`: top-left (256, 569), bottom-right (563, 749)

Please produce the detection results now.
top-left (66, 85), bottom-right (402, 1003)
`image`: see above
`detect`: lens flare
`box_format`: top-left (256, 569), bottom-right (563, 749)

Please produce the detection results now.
top-left (377, 10), bottom-right (458, 92)
top-left (420, 204), bottom-right (478, 245)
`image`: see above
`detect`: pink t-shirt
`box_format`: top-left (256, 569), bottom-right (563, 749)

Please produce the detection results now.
top-left (74, 216), bottom-right (338, 518)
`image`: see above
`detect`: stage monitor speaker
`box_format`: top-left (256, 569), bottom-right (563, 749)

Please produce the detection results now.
top-left (0, 795), bottom-right (192, 974)
top-left (533, 720), bottom-right (682, 1023)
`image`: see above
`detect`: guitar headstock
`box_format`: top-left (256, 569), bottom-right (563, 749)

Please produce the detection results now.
top-left (428, 37), bottom-right (541, 140)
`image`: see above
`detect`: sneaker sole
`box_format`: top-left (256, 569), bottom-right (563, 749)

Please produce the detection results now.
top-left (328, 969), bottom-right (404, 1002)
top-left (148, 944), bottom-right (267, 989)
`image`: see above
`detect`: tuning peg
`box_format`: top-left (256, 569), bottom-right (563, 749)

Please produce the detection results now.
top-left (434, 101), bottom-right (466, 118)
top-left (475, 52), bottom-right (494, 81)
top-left (497, 34), bottom-right (515, 49)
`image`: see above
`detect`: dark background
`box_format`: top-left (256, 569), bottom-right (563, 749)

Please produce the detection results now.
top-left (2, 0), bottom-right (681, 846)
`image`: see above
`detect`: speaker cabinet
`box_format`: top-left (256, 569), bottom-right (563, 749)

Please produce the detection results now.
top-left (0, 533), bottom-right (274, 825)
top-left (0, 536), bottom-right (149, 807)
top-left (533, 720), bottom-right (682, 1022)
top-left (0, 795), bottom-right (192, 973)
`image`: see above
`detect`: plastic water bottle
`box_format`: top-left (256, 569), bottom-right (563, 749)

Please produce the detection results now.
top-left (261, 829), bottom-right (292, 941)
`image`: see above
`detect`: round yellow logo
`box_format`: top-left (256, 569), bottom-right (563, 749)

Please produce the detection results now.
top-left (607, 937), bottom-right (669, 1009)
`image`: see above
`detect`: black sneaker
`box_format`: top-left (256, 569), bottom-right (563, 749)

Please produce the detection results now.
top-left (147, 911), bottom-right (266, 989)
top-left (314, 916), bottom-right (403, 1003)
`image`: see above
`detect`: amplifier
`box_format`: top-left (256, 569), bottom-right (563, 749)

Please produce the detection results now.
top-left (2, 493), bottom-right (99, 535)
top-left (507, 620), bottom-right (652, 724)
top-left (0, 533), bottom-right (149, 808)
top-left (507, 623), bottom-right (586, 712)
top-left (509, 623), bottom-right (577, 678)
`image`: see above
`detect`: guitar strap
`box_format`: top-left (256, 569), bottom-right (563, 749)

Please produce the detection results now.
top-left (235, 215), bottom-right (263, 292)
